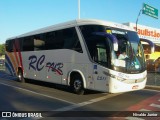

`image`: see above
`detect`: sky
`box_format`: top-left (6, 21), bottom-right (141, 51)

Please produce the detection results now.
top-left (0, 0), bottom-right (159, 44)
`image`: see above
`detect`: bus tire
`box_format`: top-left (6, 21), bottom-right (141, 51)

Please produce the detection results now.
top-left (70, 74), bottom-right (84, 95)
top-left (17, 69), bottom-right (25, 83)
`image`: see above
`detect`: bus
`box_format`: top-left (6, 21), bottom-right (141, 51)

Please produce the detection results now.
top-left (5, 19), bottom-right (154, 94)
top-left (141, 39), bottom-right (160, 72)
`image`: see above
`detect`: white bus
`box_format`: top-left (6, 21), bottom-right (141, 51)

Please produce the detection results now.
top-left (5, 19), bottom-right (153, 94)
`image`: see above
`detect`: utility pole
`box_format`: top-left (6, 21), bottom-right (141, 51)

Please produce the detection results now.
top-left (136, 9), bottom-right (142, 31)
top-left (78, 0), bottom-right (80, 19)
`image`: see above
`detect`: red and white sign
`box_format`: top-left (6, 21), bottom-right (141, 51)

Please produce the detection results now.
top-left (123, 23), bottom-right (160, 44)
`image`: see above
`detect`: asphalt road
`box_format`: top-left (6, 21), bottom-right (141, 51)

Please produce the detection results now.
top-left (0, 71), bottom-right (160, 120)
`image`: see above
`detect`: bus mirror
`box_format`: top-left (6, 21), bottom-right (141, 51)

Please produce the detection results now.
top-left (140, 39), bottom-right (155, 53)
top-left (93, 32), bottom-right (118, 51)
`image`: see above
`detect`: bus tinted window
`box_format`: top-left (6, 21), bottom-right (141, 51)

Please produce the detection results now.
top-left (63, 28), bottom-right (82, 52)
top-left (45, 27), bottom-right (82, 52)
top-left (45, 30), bottom-right (63, 50)
top-left (6, 27), bottom-right (82, 52)
top-left (6, 40), bottom-right (14, 52)
top-left (6, 39), bottom-right (23, 52)
top-left (23, 37), bottom-right (34, 51)
top-left (80, 25), bottom-right (110, 67)
top-left (34, 34), bottom-right (45, 51)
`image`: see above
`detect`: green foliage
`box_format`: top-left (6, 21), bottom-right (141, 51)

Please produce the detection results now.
top-left (0, 44), bottom-right (5, 55)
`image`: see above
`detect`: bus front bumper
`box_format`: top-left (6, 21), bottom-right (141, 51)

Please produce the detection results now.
top-left (109, 77), bottom-right (147, 93)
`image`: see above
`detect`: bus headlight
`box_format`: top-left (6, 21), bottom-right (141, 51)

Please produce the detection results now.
top-left (116, 76), bottom-right (126, 81)
top-left (110, 74), bottom-right (126, 81)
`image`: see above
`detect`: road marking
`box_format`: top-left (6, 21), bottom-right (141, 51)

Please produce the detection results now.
top-left (13, 90), bottom-right (121, 120)
top-left (150, 103), bottom-right (160, 108)
top-left (20, 93), bottom-right (121, 120)
top-left (53, 93), bottom-right (121, 111)
top-left (0, 82), bottom-right (74, 105)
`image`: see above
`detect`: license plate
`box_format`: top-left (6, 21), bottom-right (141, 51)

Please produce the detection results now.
top-left (132, 85), bottom-right (138, 89)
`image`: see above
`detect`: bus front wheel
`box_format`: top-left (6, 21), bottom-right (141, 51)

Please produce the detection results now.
top-left (17, 69), bottom-right (25, 83)
top-left (71, 74), bottom-right (84, 95)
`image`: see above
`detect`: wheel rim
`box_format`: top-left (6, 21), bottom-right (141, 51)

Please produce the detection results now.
top-left (74, 79), bottom-right (82, 90)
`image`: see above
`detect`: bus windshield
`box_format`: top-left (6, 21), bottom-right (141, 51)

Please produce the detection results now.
top-left (80, 25), bottom-right (146, 74)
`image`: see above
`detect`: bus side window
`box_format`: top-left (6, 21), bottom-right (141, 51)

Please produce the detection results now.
top-left (45, 32), bottom-right (55, 50)
top-left (6, 40), bottom-right (14, 52)
top-left (63, 27), bottom-right (83, 53)
top-left (45, 27), bottom-right (83, 52)
top-left (34, 34), bottom-right (45, 51)
top-left (23, 37), bottom-right (34, 51)
top-left (45, 30), bottom-right (64, 50)
top-left (54, 30), bottom-right (64, 49)
top-left (6, 40), bottom-right (11, 52)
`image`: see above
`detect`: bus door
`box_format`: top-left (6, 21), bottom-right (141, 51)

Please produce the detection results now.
top-left (93, 44), bottom-right (109, 92)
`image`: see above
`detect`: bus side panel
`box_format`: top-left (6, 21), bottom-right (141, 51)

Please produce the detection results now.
top-left (44, 49), bottom-right (89, 86)
top-left (92, 64), bottom-right (110, 92)
top-left (22, 49), bottom-right (90, 86)
top-left (45, 50), bottom-right (62, 84)
top-left (5, 51), bottom-right (22, 76)
top-left (5, 53), bottom-right (15, 76)
top-left (22, 52), bottom-right (36, 80)
top-left (23, 51), bottom-right (50, 82)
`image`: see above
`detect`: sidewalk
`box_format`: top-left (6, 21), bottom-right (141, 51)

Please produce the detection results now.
top-left (145, 72), bottom-right (160, 90)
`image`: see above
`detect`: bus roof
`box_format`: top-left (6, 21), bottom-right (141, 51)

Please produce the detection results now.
top-left (7, 19), bottom-right (135, 40)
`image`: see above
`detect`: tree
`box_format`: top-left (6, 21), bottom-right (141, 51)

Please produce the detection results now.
top-left (0, 44), bottom-right (5, 55)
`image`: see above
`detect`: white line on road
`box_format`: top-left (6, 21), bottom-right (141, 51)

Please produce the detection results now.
top-left (150, 103), bottom-right (160, 109)
top-left (0, 81), bottom-right (122, 119)
top-left (20, 92), bottom-right (121, 120)
top-left (0, 82), bottom-right (74, 105)
top-left (53, 93), bottom-right (121, 111)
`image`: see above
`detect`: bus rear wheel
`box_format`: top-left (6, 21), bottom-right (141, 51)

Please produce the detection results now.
top-left (71, 74), bottom-right (84, 95)
top-left (17, 69), bottom-right (25, 83)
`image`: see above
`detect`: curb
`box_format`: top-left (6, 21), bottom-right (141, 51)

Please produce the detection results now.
top-left (145, 85), bottom-right (160, 91)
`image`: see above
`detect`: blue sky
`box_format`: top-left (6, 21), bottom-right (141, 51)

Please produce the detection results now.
top-left (0, 0), bottom-right (159, 44)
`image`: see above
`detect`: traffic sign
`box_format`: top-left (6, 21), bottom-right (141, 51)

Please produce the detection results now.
top-left (142, 3), bottom-right (158, 19)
